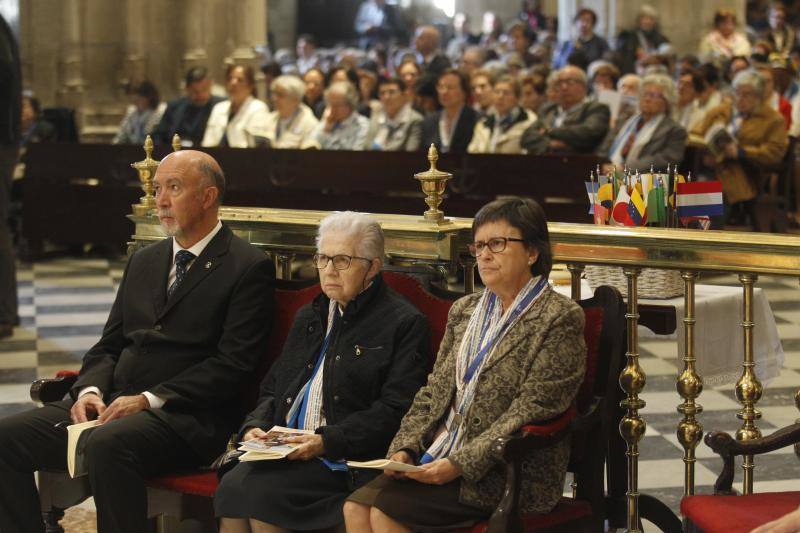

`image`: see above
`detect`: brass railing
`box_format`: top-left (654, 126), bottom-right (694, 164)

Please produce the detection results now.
top-left (129, 138), bottom-right (800, 533)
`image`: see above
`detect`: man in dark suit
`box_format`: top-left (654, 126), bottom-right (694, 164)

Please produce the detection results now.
top-left (0, 150), bottom-right (275, 533)
top-left (0, 13), bottom-right (20, 340)
top-left (521, 65), bottom-right (610, 154)
top-left (152, 67), bottom-right (224, 147)
top-left (414, 25), bottom-right (451, 77)
top-left (420, 69), bottom-right (478, 153)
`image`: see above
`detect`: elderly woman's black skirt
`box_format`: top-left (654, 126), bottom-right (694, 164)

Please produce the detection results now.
top-left (347, 475), bottom-right (488, 531)
top-left (215, 458), bottom-right (354, 530)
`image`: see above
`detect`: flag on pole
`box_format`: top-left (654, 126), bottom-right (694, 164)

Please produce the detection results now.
top-left (612, 187), bottom-right (633, 226)
top-left (627, 188), bottom-right (647, 225)
top-left (676, 181), bottom-right (724, 218)
top-left (646, 185), bottom-right (666, 226)
top-left (585, 181), bottom-right (598, 214)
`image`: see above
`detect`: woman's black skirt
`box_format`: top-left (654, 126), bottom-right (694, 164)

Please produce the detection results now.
top-left (347, 474), bottom-right (488, 531)
top-left (215, 458), bottom-right (354, 531)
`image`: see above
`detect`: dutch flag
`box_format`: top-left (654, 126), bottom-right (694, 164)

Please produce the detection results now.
top-left (676, 181), bottom-right (724, 218)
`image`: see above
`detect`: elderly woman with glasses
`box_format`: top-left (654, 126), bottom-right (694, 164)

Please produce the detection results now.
top-left (263, 75), bottom-right (320, 149)
top-left (344, 197), bottom-right (586, 532)
top-left (215, 212), bottom-right (430, 533)
top-left (691, 69), bottom-right (788, 229)
top-left (600, 72), bottom-right (687, 172)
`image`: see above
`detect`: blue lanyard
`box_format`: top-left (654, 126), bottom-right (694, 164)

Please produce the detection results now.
top-left (462, 276), bottom-right (548, 384)
top-left (288, 310), bottom-right (338, 429)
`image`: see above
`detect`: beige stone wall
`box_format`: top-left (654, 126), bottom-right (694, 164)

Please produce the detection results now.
top-left (19, 0), bottom-right (268, 141)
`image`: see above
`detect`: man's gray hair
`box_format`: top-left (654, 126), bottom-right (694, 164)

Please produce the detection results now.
top-left (324, 81), bottom-right (360, 110)
top-left (733, 69), bottom-right (766, 97)
top-left (316, 211), bottom-right (385, 263)
top-left (641, 73), bottom-right (677, 110)
top-left (559, 65), bottom-right (587, 86)
top-left (271, 74), bottom-right (306, 101)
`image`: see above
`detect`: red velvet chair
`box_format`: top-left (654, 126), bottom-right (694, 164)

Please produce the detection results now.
top-left (681, 424), bottom-right (800, 533)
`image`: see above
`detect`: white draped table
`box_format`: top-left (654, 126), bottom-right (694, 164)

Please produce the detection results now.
top-left (552, 281), bottom-right (784, 386)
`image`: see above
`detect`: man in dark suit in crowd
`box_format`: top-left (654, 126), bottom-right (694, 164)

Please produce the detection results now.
top-left (152, 67), bottom-right (224, 147)
top-left (415, 25), bottom-right (451, 76)
top-left (0, 13), bottom-right (20, 340)
top-left (420, 69), bottom-right (478, 153)
top-left (521, 65), bottom-right (610, 154)
top-left (0, 150), bottom-right (275, 533)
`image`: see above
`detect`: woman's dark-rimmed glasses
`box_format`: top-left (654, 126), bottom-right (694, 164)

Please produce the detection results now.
top-left (467, 237), bottom-right (527, 257)
top-left (312, 253), bottom-right (372, 270)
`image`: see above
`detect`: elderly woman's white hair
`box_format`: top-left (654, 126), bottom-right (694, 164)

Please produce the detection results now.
top-left (316, 211), bottom-right (384, 263)
top-left (640, 72), bottom-right (677, 110)
top-left (617, 73), bottom-right (641, 92)
top-left (324, 81), bottom-right (360, 110)
top-left (732, 68), bottom-right (766, 98)
top-left (271, 75), bottom-right (306, 101)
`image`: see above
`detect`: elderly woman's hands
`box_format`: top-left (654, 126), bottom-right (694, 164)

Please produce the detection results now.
top-left (285, 434), bottom-right (325, 460)
top-left (243, 427), bottom-right (267, 441)
top-left (384, 450), bottom-right (415, 479)
top-left (406, 459), bottom-right (462, 485)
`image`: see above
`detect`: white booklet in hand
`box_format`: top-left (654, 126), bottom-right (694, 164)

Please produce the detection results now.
top-left (67, 420), bottom-right (100, 478)
top-left (346, 459), bottom-right (424, 472)
top-left (238, 426), bottom-right (314, 462)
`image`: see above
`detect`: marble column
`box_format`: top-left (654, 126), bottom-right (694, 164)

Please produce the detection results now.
top-left (181, 0), bottom-right (209, 76)
top-left (58, 0), bottom-right (85, 110)
top-left (123, 0), bottom-right (148, 88)
top-left (226, 0), bottom-right (267, 99)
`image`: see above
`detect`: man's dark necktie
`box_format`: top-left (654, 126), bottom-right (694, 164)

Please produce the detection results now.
top-left (168, 250), bottom-right (195, 299)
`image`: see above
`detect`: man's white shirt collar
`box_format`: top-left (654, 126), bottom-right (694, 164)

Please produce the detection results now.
top-left (172, 220), bottom-right (223, 262)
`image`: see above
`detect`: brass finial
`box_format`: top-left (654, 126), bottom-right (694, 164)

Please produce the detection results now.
top-left (172, 133), bottom-right (182, 152)
top-left (413, 144), bottom-right (453, 224)
top-left (131, 135), bottom-right (159, 216)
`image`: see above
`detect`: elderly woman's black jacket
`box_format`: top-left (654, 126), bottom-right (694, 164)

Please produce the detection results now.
top-left (241, 274), bottom-right (430, 463)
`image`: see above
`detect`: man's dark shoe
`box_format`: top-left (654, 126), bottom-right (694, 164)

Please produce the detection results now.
top-left (0, 324), bottom-right (13, 339)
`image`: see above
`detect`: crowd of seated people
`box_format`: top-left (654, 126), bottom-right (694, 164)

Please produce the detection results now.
top-left (18, 2), bottom-right (800, 229)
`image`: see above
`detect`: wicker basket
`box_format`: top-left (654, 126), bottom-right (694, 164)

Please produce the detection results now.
top-left (584, 265), bottom-right (684, 299)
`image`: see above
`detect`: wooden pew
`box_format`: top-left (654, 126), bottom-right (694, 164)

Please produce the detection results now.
top-left (20, 143), bottom-right (602, 257)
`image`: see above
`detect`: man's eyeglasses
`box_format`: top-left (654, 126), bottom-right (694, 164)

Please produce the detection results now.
top-left (467, 237), bottom-right (527, 257)
top-left (312, 253), bottom-right (372, 270)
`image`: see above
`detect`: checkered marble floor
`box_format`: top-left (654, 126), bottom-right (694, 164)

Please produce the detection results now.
top-left (1, 258), bottom-right (799, 530)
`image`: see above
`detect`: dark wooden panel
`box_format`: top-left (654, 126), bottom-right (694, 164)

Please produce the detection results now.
top-left (21, 143), bottom-right (602, 255)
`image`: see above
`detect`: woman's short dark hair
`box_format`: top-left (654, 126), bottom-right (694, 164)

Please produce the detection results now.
top-left (472, 197), bottom-right (552, 278)
top-left (438, 68), bottom-right (470, 97)
top-left (133, 81), bottom-right (160, 109)
top-left (226, 64), bottom-right (258, 97)
top-left (575, 8), bottom-right (598, 26)
top-left (378, 76), bottom-right (406, 93)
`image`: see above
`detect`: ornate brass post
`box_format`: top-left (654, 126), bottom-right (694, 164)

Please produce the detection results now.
top-left (677, 270), bottom-right (703, 496)
top-left (172, 133), bottom-right (182, 152)
top-left (414, 145), bottom-right (453, 224)
top-left (567, 263), bottom-right (585, 301)
top-left (276, 253), bottom-right (295, 280)
top-left (619, 267), bottom-right (646, 533)
top-left (131, 135), bottom-right (158, 216)
top-left (735, 273), bottom-right (762, 494)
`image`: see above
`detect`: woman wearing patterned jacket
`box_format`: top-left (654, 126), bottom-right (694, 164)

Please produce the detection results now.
top-left (345, 197), bottom-right (587, 531)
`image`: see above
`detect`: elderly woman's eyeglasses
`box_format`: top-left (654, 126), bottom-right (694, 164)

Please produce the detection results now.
top-left (468, 237), bottom-right (526, 257)
top-left (313, 253), bottom-right (371, 270)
